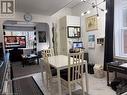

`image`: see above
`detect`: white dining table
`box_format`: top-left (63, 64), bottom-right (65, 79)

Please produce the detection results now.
top-left (47, 55), bottom-right (89, 95)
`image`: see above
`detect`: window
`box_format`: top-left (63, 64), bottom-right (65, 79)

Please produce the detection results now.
top-left (123, 31), bottom-right (127, 54)
top-left (5, 30), bottom-right (35, 49)
top-left (114, 0), bottom-right (127, 58)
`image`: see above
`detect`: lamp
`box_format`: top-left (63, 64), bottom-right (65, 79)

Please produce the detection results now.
top-left (81, 0), bottom-right (107, 18)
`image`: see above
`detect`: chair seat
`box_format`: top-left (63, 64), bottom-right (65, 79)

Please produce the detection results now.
top-left (51, 68), bottom-right (68, 76)
top-left (51, 68), bottom-right (57, 76)
top-left (60, 68), bottom-right (82, 81)
top-left (51, 64), bottom-right (86, 78)
top-left (60, 73), bottom-right (68, 81)
top-left (50, 65), bottom-right (56, 69)
top-left (60, 71), bottom-right (81, 81)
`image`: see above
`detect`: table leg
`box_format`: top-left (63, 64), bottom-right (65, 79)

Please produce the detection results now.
top-left (85, 61), bottom-right (89, 95)
top-left (57, 68), bottom-right (62, 95)
top-left (115, 71), bottom-right (117, 79)
top-left (107, 71), bottom-right (110, 86)
top-left (22, 59), bottom-right (25, 67)
top-left (37, 57), bottom-right (39, 64)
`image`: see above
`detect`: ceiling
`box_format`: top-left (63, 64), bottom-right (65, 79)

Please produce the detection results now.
top-left (16, 0), bottom-right (81, 16)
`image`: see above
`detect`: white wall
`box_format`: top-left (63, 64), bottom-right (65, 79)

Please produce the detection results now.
top-left (0, 2), bottom-right (106, 64)
top-left (51, 8), bottom-right (72, 54)
top-left (71, 0), bottom-right (106, 65)
top-left (0, 12), bottom-right (52, 51)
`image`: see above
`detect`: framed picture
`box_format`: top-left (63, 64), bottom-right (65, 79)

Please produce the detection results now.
top-left (86, 15), bottom-right (98, 31)
top-left (38, 31), bottom-right (46, 43)
top-left (88, 34), bottom-right (95, 48)
top-left (67, 26), bottom-right (80, 38)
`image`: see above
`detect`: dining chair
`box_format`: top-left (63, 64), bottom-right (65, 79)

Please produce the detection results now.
top-left (40, 57), bottom-right (54, 93)
top-left (41, 48), bottom-right (54, 58)
top-left (60, 52), bottom-right (85, 95)
top-left (40, 49), bottom-right (57, 88)
top-left (41, 48), bottom-right (56, 70)
top-left (41, 48), bottom-right (57, 73)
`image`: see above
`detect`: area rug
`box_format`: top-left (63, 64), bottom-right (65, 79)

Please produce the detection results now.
top-left (11, 62), bottom-right (41, 78)
top-left (13, 77), bottom-right (44, 95)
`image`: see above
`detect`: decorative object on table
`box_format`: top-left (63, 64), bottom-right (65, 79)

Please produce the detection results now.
top-left (38, 31), bottom-right (46, 43)
top-left (81, 0), bottom-right (107, 19)
top-left (88, 34), bottom-right (95, 48)
top-left (86, 15), bottom-right (98, 31)
top-left (67, 26), bottom-right (80, 38)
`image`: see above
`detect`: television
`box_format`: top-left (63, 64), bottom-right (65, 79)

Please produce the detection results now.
top-left (72, 42), bottom-right (84, 48)
top-left (4, 36), bottom-right (26, 49)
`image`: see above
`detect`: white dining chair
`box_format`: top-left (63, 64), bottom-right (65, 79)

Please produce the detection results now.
top-left (60, 52), bottom-right (85, 95)
top-left (41, 48), bottom-right (56, 71)
top-left (40, 49), bottom-right (57, 89)
top-left (41, 48), bottom-right (54, 58)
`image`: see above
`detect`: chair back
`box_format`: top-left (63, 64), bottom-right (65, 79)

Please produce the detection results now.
top-left (40, 56), bottom-right (52, 78)
top-left (41, 48), bottom-right (53, 58)
top-left (44, 57), bottom-right (52, 78)
top-left (41, 49), bottom-right (54, 78)
top-left (68, 52), bottom-right (84, 82)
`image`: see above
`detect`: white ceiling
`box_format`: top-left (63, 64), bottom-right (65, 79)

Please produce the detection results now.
top-left (16, 0), bottom-right (81, 16)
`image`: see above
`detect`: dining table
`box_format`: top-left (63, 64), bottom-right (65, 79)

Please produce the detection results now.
top-left (45, 55), bottom-right (89, 95)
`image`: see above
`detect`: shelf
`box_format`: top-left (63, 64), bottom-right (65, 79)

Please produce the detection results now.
top-left (97, 38), bottom-right (104, 45)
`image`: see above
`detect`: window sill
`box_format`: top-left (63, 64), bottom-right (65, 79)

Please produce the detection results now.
top-left (114, 56), bottom-right (127, 61)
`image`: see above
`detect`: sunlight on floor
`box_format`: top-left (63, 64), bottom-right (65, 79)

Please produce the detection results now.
top-left (32, 73), bottom-right (116, 95)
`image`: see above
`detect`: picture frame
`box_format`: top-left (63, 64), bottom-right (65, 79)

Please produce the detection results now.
top-left (38, 31), bottom-right (46, 43)
top-left (67, 26), bottom-right (81, 38)
top-left (88, 34), bottom-right (95, 48)
top-left (86, 15), bottom-right (98, 31)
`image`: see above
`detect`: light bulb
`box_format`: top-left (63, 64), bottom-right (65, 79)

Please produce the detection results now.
top-left (97, 14), bottom-right (100, 19)
top-left (81, 13), bottom-right (85, 16)
top-left (97, 16), bottom-right (100, 19)
top-left (87, 10), bottom-right (91, 14)
top-left (104, 10), bottom-right (107, 13)
top-left (81, 0), bottom-right (86, 2)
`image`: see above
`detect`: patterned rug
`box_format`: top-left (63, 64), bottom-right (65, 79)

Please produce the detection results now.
top-left (13, 77), bottom-right (44, 95)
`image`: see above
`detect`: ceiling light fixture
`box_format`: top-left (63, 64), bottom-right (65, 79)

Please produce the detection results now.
top-left (82, 10), bottom-right (91, 15)
top-left (81, 0), bottom-right (107, 18)
top-left (87, 10), bottom-right (91, 14)
top-left (81, 13), bottom-right (85, 16)
top-left (81, 0), bottom-right (86, 2)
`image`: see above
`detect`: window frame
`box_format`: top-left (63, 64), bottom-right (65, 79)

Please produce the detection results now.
top-left (114, 0), bottom-right (127, 59)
